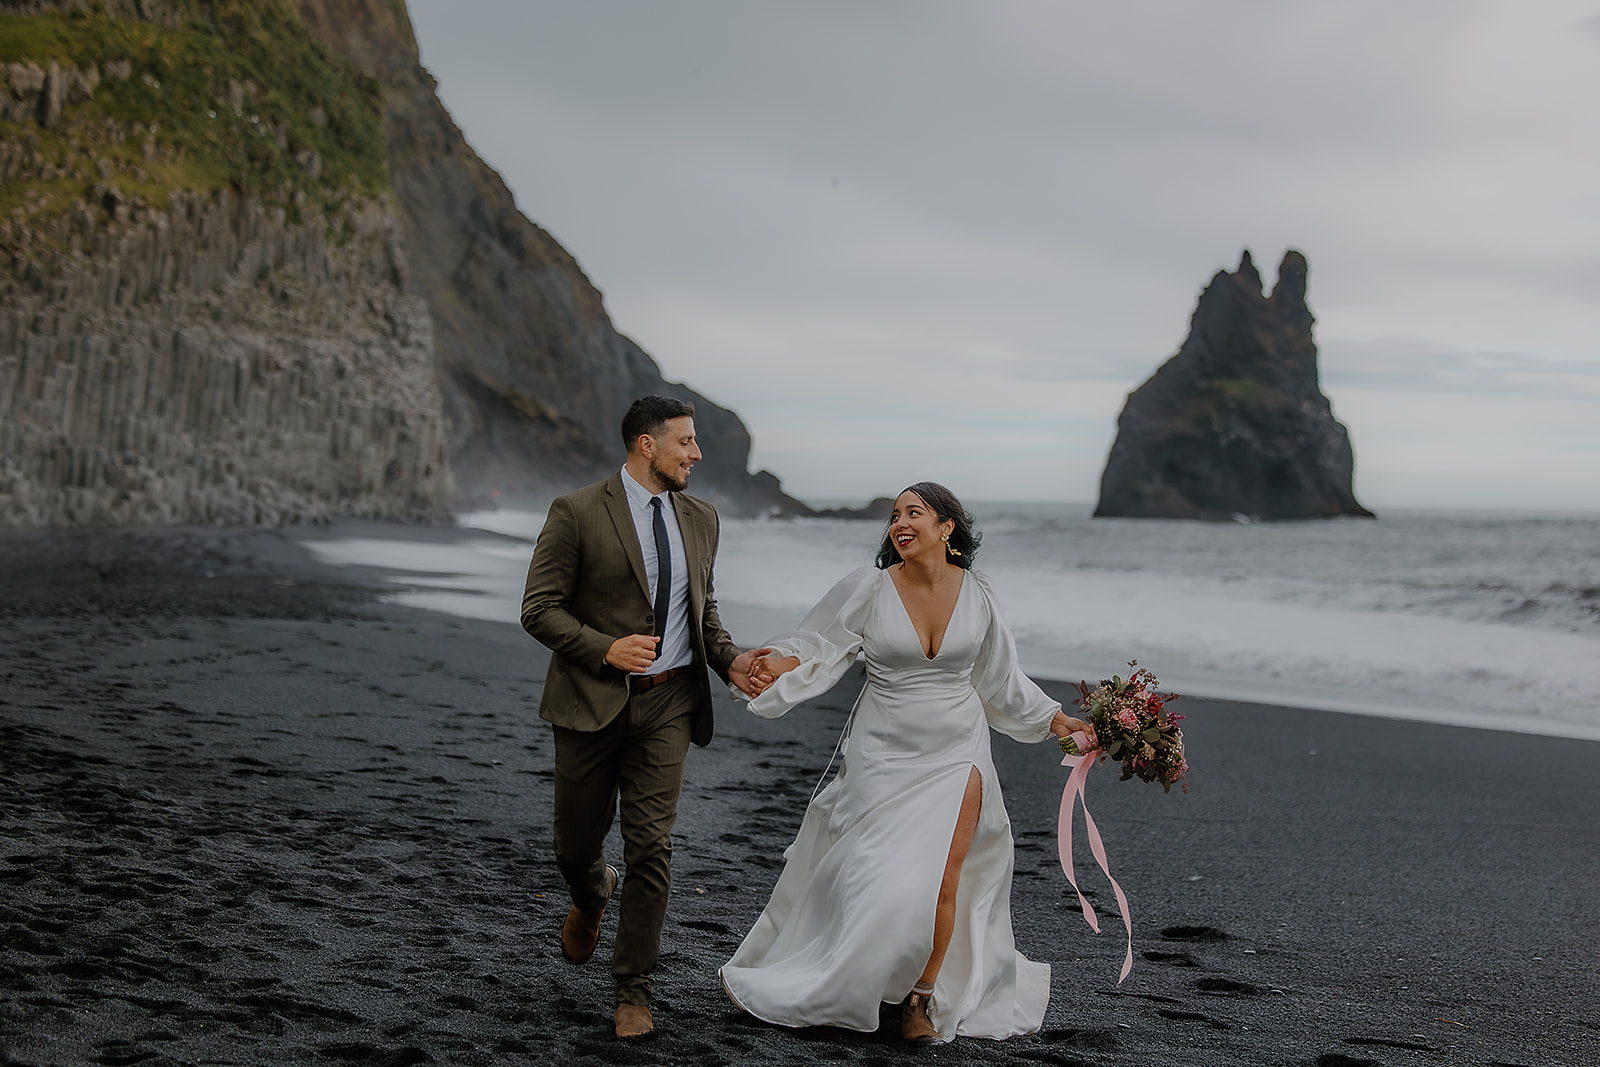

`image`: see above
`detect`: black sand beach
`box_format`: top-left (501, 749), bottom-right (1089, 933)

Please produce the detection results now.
top-left (2, 525), bottom-right (1597, 1067)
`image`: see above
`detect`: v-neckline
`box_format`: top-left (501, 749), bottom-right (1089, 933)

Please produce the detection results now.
top-left (887, 567), bottom-right (967, 661)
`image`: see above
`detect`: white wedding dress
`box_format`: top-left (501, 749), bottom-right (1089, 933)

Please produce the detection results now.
top-left (720, 565), bottom-right (1061, 1042)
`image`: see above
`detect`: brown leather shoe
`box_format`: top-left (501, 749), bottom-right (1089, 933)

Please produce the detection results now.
top-left (614, 1001), bottom-right (654, 1039)
top-left (900, 991), bottom-right (940, 1046)
top-left (560, 864), bottom-right (617, 964)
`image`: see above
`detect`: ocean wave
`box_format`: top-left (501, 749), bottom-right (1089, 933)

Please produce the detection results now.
top-left (304, 505), bottom-right (1600, 737)
top-left (715, 507), bottom-right (1600, 732)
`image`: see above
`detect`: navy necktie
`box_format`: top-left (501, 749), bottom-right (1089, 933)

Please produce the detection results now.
top-left (649, 497), bottom-right (671, 640)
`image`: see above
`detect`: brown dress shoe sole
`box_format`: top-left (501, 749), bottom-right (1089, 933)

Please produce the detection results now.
top-left (614, 1001), bottom-right (655, 1039)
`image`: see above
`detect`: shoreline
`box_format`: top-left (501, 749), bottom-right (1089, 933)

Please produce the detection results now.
top-left (3, 524), bottom-right (1597, 1065)
top-left (290, 517), bottom-right (1600, 744)
top-left (719, 601), bottom-right (1600, 744)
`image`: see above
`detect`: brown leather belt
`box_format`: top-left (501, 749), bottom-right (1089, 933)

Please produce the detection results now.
top-left (630, 665), bottom-right (692, 691)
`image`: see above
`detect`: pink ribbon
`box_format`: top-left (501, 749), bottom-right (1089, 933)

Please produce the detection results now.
top-left (1058, 730), bottom-right (1134, 983)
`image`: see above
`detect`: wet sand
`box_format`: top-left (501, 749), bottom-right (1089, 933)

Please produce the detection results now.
top-left (1, 524), bottom-right (1597, 1067)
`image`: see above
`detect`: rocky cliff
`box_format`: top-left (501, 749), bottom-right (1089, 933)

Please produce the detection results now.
top-left (0, 0), bottom-right (807, 527)
top-left (1, 1), bottom-right (450, 525)
top-left (291, 0), bottom-right (805, 516)
top-left (1095, 250), bottom-right (1373, 521)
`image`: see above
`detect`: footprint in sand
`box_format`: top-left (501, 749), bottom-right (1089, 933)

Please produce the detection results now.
top-left (1194, 976), bottom-right (1264, 995)
top-left (1156, 1008), bottom-right (1232, 1030)
top-left (1159, 924), bottom-right (1229, 942)
top-left (1316, 1055), bottom-right (1381, 1067)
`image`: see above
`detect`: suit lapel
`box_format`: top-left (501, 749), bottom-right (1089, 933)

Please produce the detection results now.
top-left (672, 494), bottom-right (706, 619)
top-left (604, 473), bottom-right (652, 601)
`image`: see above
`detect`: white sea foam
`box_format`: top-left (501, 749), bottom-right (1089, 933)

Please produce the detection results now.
top-left (303, 504), bottom-right (1600, 741)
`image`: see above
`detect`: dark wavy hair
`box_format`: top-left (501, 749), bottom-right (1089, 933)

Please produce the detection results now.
top-left (621, 395), bottom-right (696, 452)
top-left (874, 482), bottom-right (981, 571)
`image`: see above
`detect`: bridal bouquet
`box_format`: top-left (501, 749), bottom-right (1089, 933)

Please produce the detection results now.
top-left (1060, 661), bottom-right (1188, 793)
top-left (1054, 661), bottom-right (1185, 984)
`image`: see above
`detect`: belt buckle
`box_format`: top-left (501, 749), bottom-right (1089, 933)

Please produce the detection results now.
top-left (635, 666), bottom-right (681, 691)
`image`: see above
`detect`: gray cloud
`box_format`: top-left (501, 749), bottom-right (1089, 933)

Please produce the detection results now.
top-left (1322, 340), bottom-right (1600, 397)
top-left (410, 1), bottom-right (1600, 508)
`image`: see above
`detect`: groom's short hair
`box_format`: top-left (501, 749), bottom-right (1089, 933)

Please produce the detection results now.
top-left (622, 395), bottom-right (696, 452)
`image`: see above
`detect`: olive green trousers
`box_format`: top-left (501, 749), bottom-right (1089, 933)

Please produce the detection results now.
top-left (551, 672), bottom-right (696, 1006)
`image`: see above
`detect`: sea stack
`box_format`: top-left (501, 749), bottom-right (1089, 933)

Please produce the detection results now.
top-left (1095, 250), bottom-right (1374, 521)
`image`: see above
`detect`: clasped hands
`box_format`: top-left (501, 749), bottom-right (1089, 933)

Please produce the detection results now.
top-left (605, 635), bottom-right (798, 700)
top-left (731, 648), bottom-right (800, 698)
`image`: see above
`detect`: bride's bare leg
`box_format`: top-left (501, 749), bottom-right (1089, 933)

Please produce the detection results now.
top-left (918, 766), bottom-right (983, 987)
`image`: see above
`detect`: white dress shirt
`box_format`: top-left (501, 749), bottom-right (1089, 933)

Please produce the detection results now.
top-left (620, 467), bottom-right (694, 673)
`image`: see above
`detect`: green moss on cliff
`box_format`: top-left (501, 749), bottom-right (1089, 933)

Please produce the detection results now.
top-left (1209, 378), bottom-right (1260, 402)
top-left (0, 1), bottom-right (386, 227)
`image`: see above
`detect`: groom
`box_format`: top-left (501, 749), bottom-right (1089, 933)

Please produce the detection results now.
top-left (521, 395), bottom-right (767, 1039)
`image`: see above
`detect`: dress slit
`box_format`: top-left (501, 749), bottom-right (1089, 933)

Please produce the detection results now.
top-left (919, 765), bottom-right (983, 986)
top-left (940, 766), bottom-right (984, 875)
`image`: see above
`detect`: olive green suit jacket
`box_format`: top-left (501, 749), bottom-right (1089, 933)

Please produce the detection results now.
top-left (520, 472), bottom-right (740, 748)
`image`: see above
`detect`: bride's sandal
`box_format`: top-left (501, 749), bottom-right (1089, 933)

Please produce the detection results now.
top-left (900, 984), bottom-right (940, 1046)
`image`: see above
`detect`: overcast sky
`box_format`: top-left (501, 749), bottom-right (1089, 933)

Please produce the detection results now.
top-left (408, 1), bottom-right (1600, 510)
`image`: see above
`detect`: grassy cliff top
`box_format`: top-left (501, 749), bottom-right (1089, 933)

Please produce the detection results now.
top-left (0, 1), bottom-right (386, 228)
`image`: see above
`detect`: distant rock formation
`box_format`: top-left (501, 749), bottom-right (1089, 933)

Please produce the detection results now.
top-left (813, 497), bottom-right (894, 521)
top-left (0, 0), bottom-right (809, 526)
top-left (1095, 250), bottom-right (1373, 521)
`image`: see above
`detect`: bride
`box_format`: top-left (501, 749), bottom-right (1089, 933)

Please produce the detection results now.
top-left (720, 482), bottom-right (1089, 1045)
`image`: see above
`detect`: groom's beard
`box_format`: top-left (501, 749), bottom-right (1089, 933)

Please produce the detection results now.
top-left (651, 455), bottom-right (690, 493)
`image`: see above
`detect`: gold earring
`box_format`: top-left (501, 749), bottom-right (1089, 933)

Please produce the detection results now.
top-left (942, 532), bottom-right (962, 557)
